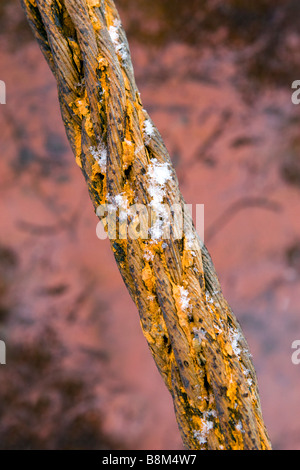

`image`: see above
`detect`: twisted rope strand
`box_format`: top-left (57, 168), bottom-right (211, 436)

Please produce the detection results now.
top-left (21, 0), bottom-right (271, 450)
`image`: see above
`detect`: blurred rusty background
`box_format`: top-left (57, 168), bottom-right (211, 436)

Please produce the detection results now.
top-left (0, 0), bottom-right (300, 449)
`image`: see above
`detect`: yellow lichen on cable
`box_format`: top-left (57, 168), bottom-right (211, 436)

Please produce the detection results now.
top-left (21, 0), bottom-right (271, 450)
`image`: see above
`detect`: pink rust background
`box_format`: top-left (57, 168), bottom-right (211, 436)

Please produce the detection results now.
top-left (0, 0), bottom-right (300, 449)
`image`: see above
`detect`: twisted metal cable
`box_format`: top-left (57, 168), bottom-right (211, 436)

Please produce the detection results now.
top-left (21, 0), bottom-right (271, 450)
